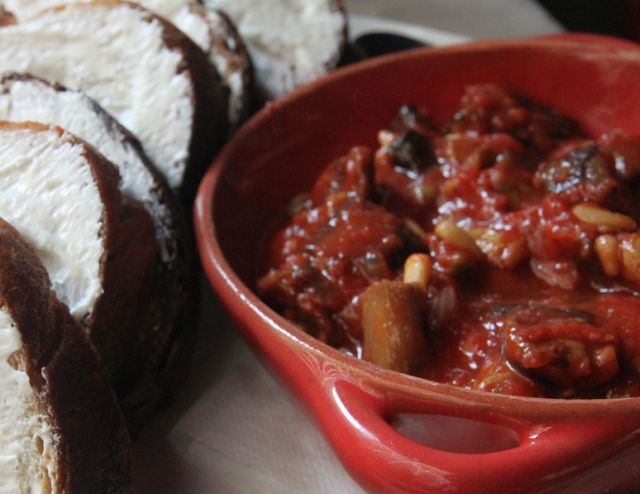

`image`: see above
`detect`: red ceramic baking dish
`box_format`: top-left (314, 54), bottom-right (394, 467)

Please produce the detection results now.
top-left (195, 35), bottom-right (640, 494)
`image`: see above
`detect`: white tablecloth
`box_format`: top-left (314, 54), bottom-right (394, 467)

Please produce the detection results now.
top-left (133, 3), bottom-right (562, 492)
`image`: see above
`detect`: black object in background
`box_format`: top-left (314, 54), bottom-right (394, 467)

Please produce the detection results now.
top-left (537, 0), bottom-right (640, 41)
top-left (352, 33), bottom-right (426, 58)
top-left (340, 33), bottom-right (427, 65)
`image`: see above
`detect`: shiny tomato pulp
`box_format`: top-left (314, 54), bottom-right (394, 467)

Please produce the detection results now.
top-left (259, 85), bottom-right (640, 398)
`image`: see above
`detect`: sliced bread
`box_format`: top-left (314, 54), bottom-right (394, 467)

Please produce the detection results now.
top-left (0, 217), bottom-right (132, 493)
top-left (0, 0), bottom-right (228, 196)
top-left (201, 0), bottom-right (347, 99)
top-left (3, 0), bottom-right (252, 130)
top-left (0, 122), bottom-right (158, 419)
top-left (0, 74), bottom-right (193, 424)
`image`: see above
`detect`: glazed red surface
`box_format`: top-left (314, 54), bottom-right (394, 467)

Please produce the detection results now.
top-left (260, 84), bottom-right (640, 399)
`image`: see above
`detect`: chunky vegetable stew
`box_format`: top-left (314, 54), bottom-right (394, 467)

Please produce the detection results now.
top-left (259, 84), bottom-right (640, 398)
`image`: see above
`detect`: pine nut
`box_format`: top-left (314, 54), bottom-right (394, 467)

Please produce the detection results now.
top-left (475, 371), bottom-right (511, 391)
top-left (594, 234), bottom-right (620, 276)
top-left (435, 220), bottom-right (483, 257)
top-left (620, 234), bottom-right (640, 283)
top-left (403, 253), bottom-right (432, 289)
top-left (572, 203), bottom-right (637, 231)
top-left (377, 130), bottom-right (394, 147)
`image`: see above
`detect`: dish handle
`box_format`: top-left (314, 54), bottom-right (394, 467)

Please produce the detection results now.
top-left (311, 375), bottom-right (640, 494)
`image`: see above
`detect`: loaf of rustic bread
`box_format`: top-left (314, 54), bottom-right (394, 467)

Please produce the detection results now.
top-left (0, 0), bottom-right (353, 488)
top-left (0, 216), bottom-right (133, 493)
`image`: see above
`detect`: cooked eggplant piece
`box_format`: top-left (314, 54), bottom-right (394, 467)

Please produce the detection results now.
top-left (490, 304), bottom-right (619, 392)
top-left (389, 130), bottom-right (433, 177)
top-left (361, 280), bottom-right (428, 374)
top-left (535, 144), bottom-right (613, 199)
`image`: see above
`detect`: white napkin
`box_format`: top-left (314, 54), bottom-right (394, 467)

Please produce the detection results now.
top-left (133, 282), bottom-right (363, 493)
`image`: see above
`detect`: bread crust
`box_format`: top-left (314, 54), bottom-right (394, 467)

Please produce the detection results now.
top-left (202, 7), bottom-right (253, 129)
top-left (64, 123), bottom-right (158, 388)
top-left (329, 0), bottom-right (349, 71)
top-left (65, 124), bottom-right (183, 431)
top-left (0, 217), bottom-right (133, 493)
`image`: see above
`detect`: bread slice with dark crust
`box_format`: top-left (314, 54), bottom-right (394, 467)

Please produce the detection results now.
top-left (126, 0), bottom-right (253, 130)
top-left (0, 73), bottom-right (182, 265)
top-left (0, 121), bottom-right (159, 426)
top-left (0, 217), bottom-right (132, 493)
top-left (0, 0), bottom-right (228, 200)
top-left (0, 73), bottom-right (194, 425)
top-left (202, 0), bottom-right (348, 100)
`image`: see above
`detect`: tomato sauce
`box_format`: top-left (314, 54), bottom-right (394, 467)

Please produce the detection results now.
top-left (259, 84), bottom-right (640, 398)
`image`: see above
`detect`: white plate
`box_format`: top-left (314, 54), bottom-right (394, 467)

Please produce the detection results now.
top-left (350, 14), bottom-right (469, 46)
